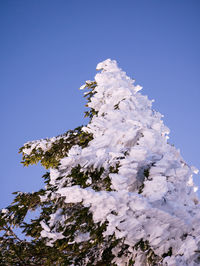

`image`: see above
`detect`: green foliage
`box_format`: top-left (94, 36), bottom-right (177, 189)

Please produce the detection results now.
top-left (0, 235), bottom-right (69, 266)
top-left (0, 120), bottom-right (122, 265)
top-left (162, 247), bottom-right (172, 258)
top-left (135, 239), bottom-right (161, 265)
top-left (68, 165), bottom-right (112, 191)
top-left (0, 188), bottom-right (54, 265)
top-left (19, 126), bottom-right (93, 169)
top-left (82, 81), bottom-right (99, 119)
top-left (138, 164), bottom-right (154, 194)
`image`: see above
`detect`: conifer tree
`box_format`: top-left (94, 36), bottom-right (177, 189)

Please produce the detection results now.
top-left (1, 59), bottom-right (200, 265)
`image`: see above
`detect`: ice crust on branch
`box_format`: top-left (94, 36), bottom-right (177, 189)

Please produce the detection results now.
top-left (29, 59), bottom-right (199, 265)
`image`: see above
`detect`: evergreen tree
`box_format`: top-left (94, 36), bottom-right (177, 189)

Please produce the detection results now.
top-left (1, 59), bottom-right (200, 265)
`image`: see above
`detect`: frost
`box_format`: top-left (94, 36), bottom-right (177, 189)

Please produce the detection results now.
top-left (40, 220), bottom-right (64, 246)
top-left (79, 84), bottom-right (86, 90)
top-left (74, 232), bottom-right (90, 243)
top-left (22, 133), bottom-right (71, 157)
top-left (1, 209), bottom-right (8, 214)
top-left (38, 59), bottom-right (200, 265)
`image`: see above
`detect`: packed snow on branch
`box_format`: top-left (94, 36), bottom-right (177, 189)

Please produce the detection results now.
top-left (25, 59), bottom-right (200, 265)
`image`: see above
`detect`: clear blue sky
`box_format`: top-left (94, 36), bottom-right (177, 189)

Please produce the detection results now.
top-left (1, 0), bottom-right (200, 208)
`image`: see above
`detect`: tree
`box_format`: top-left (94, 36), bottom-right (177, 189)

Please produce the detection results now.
top-left (1, 59), bottom-right (200, 265)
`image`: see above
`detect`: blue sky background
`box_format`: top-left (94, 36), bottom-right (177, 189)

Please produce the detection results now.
top-left (1, 0), bottom-right (200, 208)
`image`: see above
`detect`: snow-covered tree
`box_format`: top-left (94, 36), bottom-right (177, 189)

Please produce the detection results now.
top-left (1, 59), bottom-right (200, 265)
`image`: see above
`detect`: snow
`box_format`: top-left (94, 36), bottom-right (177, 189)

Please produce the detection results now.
top-left (40, 220), bottom-right (64, 246)
top-left (1, 208), bottom-right (8, 214)
top-left (74, 232), bottom-right (90, 243)
top-left (24, 59), bottom-right (200, 265)
top-left (22, 134), bottom-right (70, 157)
top-left (142, 175), bottom-right (168, 201)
